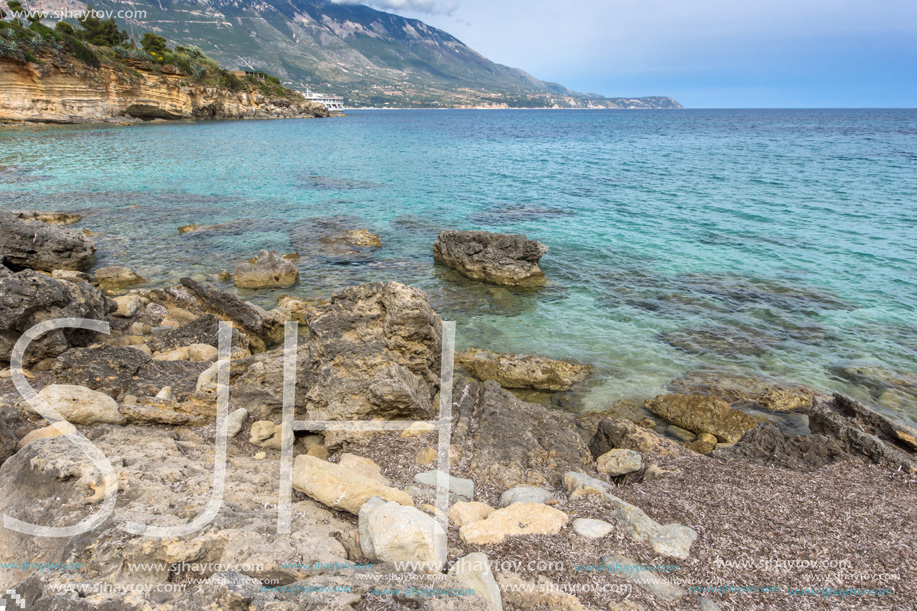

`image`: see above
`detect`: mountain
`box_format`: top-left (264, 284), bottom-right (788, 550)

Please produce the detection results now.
top-left (70, 0), bottom-right (682, 109)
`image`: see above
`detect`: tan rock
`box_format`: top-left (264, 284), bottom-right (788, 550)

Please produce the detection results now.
top-left (645, 393), bottom-right (757, 443)
top-left (497, 572), bottom-right (588, 611)
top-left (249, 420), bottom-right (291, 450)
top-left (456, 348), bottom-right (591, 392)
top-left (596, 449), bottom-right (642, 476)
top-left (459, 502), bottom-right (568, 545)
top-left (449, 501), bottom-right (496, 527)
top-left (35, 384), bottom-right (125, 425)
top-left (292, 455), bottom-right (414, 514)
top-left (415, 446), bottom-right (437, 465)
top-left (344, 229), bottom-right (382, 247)
top-left (94, 266), bottom-right (145, 291)
top-left (17, 424), bottom-right (68, 450)
top-left (234, 250), bottom-right (299, 289)
top-left (338, 453), bottom-right (389, 485)
top-left (401, 421), bottom-right (435, 437)
top-left (112, 294), bottom-right (144, 317)
top-left (303, 434), bottom-right (329, 459)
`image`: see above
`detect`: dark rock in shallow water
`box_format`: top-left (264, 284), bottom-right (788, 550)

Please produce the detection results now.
top-left (450, 378), bottom-right (593, 488)
top-left (52, 345), bottom-right (151, 399)
top-left (809, 394), bottom-right (917, 473)
top-left (0, 270), bottom-right (113, 366)
top-left (660, 325), bottom-right (780, 357)
top-left (713, 424), bottom-right (851, 471)
top-left (0, 211), bottom-right (95, 272)
top-left (433, 230), bottom-right (548, 287)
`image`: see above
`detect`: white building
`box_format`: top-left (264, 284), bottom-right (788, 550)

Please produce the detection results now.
top-left (302, 90), bottom-right (344, 111)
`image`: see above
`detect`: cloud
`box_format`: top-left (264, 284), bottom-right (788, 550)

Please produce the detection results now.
top-left (332, 0), bottom-right (459, 16)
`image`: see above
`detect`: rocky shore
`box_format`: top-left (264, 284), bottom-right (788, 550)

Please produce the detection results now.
top-left (1, 219), bottom-right (916, 610)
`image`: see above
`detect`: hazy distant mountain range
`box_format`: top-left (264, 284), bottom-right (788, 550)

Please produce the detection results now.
top-left (76, 0), bottom-right (682, 108)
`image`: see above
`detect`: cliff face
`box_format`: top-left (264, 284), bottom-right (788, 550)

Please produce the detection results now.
top-left (0, 56), bottom-right (330, 123)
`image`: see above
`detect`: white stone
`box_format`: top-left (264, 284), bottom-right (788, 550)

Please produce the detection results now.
top-left (449, 552), bottom-right (503, 611)
top-left (572, 518), bottom-right (613, 539)
top-left (359, 497), bottom-right (446, 573)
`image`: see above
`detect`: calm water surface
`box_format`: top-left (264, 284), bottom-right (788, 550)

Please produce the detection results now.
top-left (1, 109), bottom-right (915, 424)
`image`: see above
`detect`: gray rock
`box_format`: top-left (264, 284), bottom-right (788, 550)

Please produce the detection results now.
top-left (358, 497), bottom-right (447, 573)
top-left (450, 378), bottom-right (593, 489)
top-left (0, 211), bottom-right (95, 272)
top-left (565, 472), bottom-right (697, 559)
top-left (52, 345), bottom-right (151, 398)
top-left (0, 270), bottom-right (113, 366)
top-left (712, 424), bottom-right (852, 472)
top-left (498, 486), bottom-right (553, 507)
top-left (127, 359), bottom-right (210, 400)
top-left (600, 554), bottom-right (686, 602)
top-left (225, 408), bottom-right (248, 438)
top-left (433, 230), bottom-right (549, 286)
top-left (699, 597), bottom-right (723, 611)
top-left (572, 518), bottom-right (613, 539)
top-left (234, 250), bottom-right (299, 289)
top-left (148, 313), bottom-right (249, 354)
top-left (449, 552), bottom-right (503, 611)
top-left (415, 470), bottom-right (474, 500)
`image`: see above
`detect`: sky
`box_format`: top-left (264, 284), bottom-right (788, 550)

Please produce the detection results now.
top-left (348, 0), bottom-right (917, 108)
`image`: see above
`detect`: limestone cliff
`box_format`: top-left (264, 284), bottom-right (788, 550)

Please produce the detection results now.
top-left (0, 56), bottom-right (330, 123)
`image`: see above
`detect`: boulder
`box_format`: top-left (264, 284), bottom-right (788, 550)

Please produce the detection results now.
top-left (448, 553), bottom-right (503, 611)
top-left (645, 393), bottom-right (757, 443)
top-left (588, 418), bottom-right (686, 458)
top-left (572, 518), bottom-right (613, 539)
top-left (564, 472), bottom-right (697, 559)
top-left (291, 454), bottom-right (414, 514)
top-left (0, 270), bottom-right (113, 366)
top-left (13, 211), bottom-right (81, 225)
top-left (455, 348), bottom-right (591, 391)
top-left (712, 424), bottom-right (852, 472)
top-left (433, 230), bottom-right (549, 286)
top-left (459, 503), bottom-right (568, 545)
top-left (34, 384), bottom-right (125, 425)
top-left (338, 454), bottom-right (389, 485)
top-left (596, 449), bottom-right (643, 476)
top-left (51, 270), bottom-right (91, 283)
top-left (358, 497), bottom-right (447, 573)
top-left (0, 211), bottom-right (95, 271)
top-left (498, 486), bottom-right (553, 508)
top-left (234, 250), bottom-right (299, 289)
top-left (450, 379), bottom-right (593, 489)
top-left (93, 266), bottom-right (145, 291)
top-left (449, 501), bottom-right (496, 527)
top-left (808, 394), bottom-right (917, 473)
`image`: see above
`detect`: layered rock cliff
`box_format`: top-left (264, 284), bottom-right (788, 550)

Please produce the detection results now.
top-left (0, 55), bottom-right (330, 123)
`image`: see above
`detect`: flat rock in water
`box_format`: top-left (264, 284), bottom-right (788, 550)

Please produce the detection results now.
top-left (645, 393), bottom-right (757, 443)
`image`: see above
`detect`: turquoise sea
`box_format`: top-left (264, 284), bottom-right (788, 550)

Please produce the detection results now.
top-left (2, 109), bottom-right (916, 426)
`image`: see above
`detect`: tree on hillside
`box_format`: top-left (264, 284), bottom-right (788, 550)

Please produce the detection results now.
top-left (77, 4), bottom-right (127, 46)
top-left (140, 32), bottom-right (167, 55)
top-left (6, 1), bottom-right (24, 25)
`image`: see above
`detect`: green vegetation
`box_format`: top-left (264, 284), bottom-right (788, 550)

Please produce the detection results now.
top-left (0, 3), bottom-right (297, 98)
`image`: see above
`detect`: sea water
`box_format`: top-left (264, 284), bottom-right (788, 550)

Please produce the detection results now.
top-left (1, 109), bottom-right (915, 424)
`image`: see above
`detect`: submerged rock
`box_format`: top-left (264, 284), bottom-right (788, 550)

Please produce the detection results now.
top-left (0, 270), bottom-right (113, 366)
top-left (93, 265), bottom-right (145, 291)
top-left (455, 348), bottom-right (591, 391)
top-left (433, 230), bottom-right (548, 286)
top-left (233, 250), bottom-right (299, 289)
top-left (645, 393), bottom-right (758, 443)
top-left (0, 211), bottom-right (95, 272)
top-left (660, 325), bottom-right (779, 357)
top-left (668, 366), bottom-right (816, 412)
top-left (13, 211), bottom-right (81, 225)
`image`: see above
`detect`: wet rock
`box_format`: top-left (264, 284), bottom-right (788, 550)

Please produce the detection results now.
top-left (589, 418), bottom-right (687, 458)
top-left (564, 472), bottom-right (697, 559)
top-left (0, 270), bottom-right (113, 366)
top-left (668, 366), bottom-right (816, 412)
top-left (712, 424), bottom-right (851, 471)
top-left (660, 325), bottom-right (779, 357)
top-left (288, 217), bottom-right (382, 261)
top-left (291, 454), bottom-right (414, 514)
top-left (572, 518), bottom-right (613, 539)
top-left (13, 211), bottom-right (81, 225)
top-left (450, 379), bottom-right (593, 489)
top-left (344, 229), bottom-right (382, 247)
top-left (498, 486), bottom-right (553, 507)
top-left (449, 501), bottom-right (496, 527)
top-left (93, 265), bottom-right (146, 291)
top-left (596, 449), bottom-right (642, 476)
top-left (455, 348), bottom-right (591, 391)
top-left (433, 230), bottom-right (548, 287)
top-left (449, 552), bottom-right (503, 611)
top-left (32, 384), bottom-right (125, 425)
top-left (0, 211), bottom-right (95, 272)
top-left (600, 554), bottom-right (686, 602)
top-left (359, 497), bottom-right (447, 574)
top-left (234, 250), bottom-right (299, 289)
top-left (645, 393), bottom-right (757, 443)
top-left (459, 502), bottom-right (568, 545)
top-left (808, 394), bottom-right (917, 473)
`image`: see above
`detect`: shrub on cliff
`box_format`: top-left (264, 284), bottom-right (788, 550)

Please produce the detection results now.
top-left (76, 5), bottom-right (127, 47)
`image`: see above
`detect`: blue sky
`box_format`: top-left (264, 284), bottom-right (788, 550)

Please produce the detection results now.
top-left (353, 0), bottom-right (917, 108)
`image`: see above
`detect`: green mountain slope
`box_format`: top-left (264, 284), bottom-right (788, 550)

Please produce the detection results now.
top-left (79, 0), bottom-right (681, 108)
